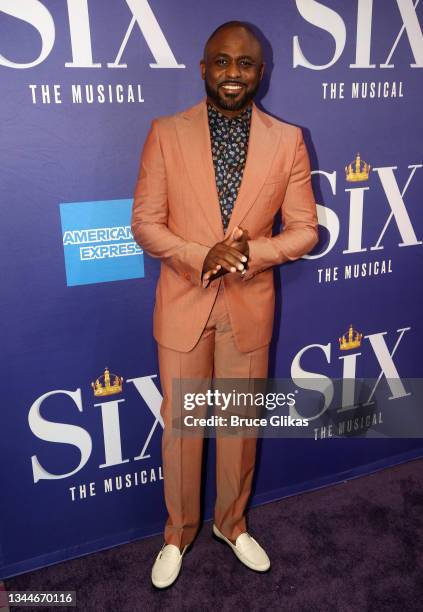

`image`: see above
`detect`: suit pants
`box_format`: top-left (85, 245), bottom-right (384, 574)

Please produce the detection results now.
top-left (157, 279), bottom-right (269, 548)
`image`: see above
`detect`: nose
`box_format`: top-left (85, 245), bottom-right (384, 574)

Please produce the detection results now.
top-left (225, 59), bottom-right (241, 79)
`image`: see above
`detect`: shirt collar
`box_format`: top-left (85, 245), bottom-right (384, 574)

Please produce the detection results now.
top-left (207, 102), bottom-right (252, 125)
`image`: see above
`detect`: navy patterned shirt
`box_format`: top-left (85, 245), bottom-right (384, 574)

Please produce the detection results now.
top-left (207, 103), bottom-right (252, 231)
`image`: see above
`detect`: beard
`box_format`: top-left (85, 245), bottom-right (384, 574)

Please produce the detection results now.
top-left (205, 77), bottom-right (260, 112)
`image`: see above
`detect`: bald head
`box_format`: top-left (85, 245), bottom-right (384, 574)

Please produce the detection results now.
top-left (203, 21), bottom-right (263, 63)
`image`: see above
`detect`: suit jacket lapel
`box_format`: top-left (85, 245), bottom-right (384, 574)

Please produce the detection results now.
top-left (176, 99), bottom-right (224, 242)
top-left (175, 99), bottom-right (282, 242)
top-left (226, 103), bottom-right (282, 235)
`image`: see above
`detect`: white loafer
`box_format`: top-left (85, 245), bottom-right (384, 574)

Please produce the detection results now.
top-left (213, 524), bottom-right (270, 572)
top-left (151, 543), bottom-right (188, 588)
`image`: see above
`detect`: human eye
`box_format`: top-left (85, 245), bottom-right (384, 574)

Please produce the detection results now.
top-left (216, 58), bottom-right (227, 66)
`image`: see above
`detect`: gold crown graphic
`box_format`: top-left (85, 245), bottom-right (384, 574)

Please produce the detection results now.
top-left (345, 153), bottom-right (371, 182)
top-left (339, 324), bottom-right (363, 351)
top-left (91, 367), bottom-right (123, 397)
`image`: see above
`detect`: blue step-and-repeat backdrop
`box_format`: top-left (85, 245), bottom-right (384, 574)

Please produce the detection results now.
top-left (1, 0), bottom-right (422, 578)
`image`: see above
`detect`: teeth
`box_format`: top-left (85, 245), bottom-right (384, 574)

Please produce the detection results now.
top-left (222, 85), bottom-right (242, 91)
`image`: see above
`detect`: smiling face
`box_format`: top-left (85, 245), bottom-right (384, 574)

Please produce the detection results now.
top-left (201, 25), bottom-right (264, 117)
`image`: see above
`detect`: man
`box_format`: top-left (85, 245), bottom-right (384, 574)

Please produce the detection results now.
top-left (131, 21), bottom-right (319, 588)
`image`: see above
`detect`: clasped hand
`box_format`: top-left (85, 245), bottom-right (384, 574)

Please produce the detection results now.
top-left (202, 226), bottom-right (250, 283)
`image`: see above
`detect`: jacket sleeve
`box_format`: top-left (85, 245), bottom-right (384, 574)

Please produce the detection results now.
top-left (131, 119), bottom-right (210, 287)
top-left (242, 127), bottom-right (319, 281)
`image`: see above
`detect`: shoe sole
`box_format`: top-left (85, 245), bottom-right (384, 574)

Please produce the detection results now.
top-left (212, 525), bottom-right (270, 572)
